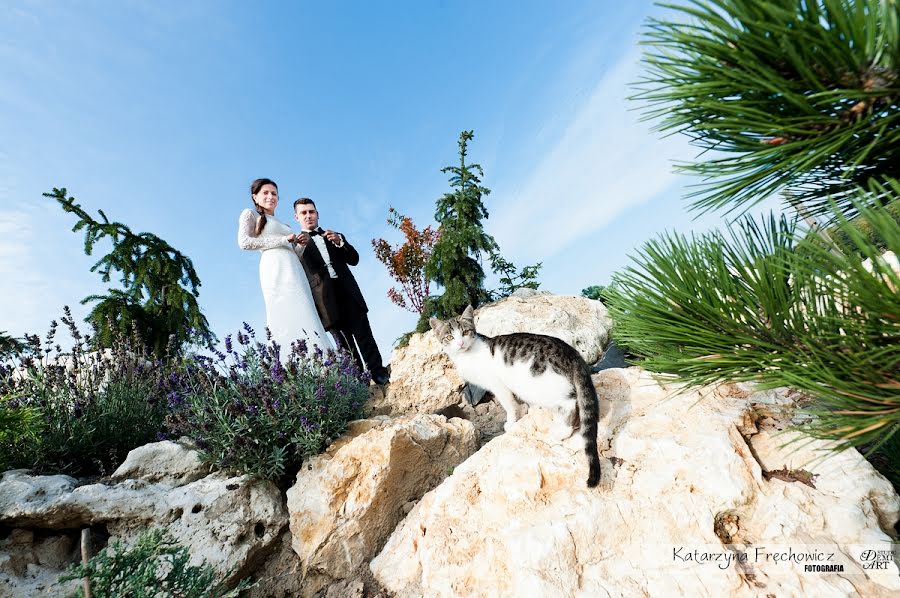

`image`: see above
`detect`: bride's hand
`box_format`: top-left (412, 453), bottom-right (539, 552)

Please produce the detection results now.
top-left (295, 232), bottom-right (310, 246)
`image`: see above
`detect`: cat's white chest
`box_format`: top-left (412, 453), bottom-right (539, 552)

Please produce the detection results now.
top-left (448, 344), bottom-right (497, 388)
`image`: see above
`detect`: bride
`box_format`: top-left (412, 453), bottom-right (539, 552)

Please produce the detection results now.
top-left (237, 178), bottom-right (333, 356)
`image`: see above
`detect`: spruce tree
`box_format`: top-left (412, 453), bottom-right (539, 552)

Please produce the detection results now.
top-left (45, 188), bottom-right (212, 355)
top-left (425, 131), bottom-right (544, 320)
top-left (426, 131), bottom-right (499, 318)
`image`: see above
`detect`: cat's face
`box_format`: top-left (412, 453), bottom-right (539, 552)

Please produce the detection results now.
top-left (429, 305), bottom-right (476, 354)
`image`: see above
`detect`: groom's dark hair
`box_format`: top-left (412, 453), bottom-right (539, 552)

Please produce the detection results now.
top-left (293, 197), bottom-right (316, 210)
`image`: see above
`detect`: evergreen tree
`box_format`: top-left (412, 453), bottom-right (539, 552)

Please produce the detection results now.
top-left (604, 0), bottom-right (900, 455)
top-left (426, 131), bottom-right (499, 318)
top-left (425, 130), bottom-right (543, 319)
top-left (0, 331), bottom-right (25, 360)
top-left (45, 188), bottom-right (212, 355)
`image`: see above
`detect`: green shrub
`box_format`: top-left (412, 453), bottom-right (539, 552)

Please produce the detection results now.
top-left (0, 308), bottom-right (173, 476)
top-left (0, 396), bottom-right (42, 471)
top-left (581, 285), bottom-right (606, 301)
top-left (61, 528), bottom-right (250, 597)
top-left (166, 324), bottom-right (369, 483)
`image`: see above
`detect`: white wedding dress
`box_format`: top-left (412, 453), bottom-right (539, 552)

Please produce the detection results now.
top-left (237, 209), bottom-right (333, 357)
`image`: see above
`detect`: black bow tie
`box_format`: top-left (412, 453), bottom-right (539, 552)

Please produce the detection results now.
top-left (307, 229), bottom-right (323, 236)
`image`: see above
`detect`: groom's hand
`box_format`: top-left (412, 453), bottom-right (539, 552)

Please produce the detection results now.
top-left (323, 230), bottom-right (342, 246)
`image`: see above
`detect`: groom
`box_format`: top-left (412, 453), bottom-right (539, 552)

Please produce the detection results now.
top-left (292, 197), bottom-right (390, 385)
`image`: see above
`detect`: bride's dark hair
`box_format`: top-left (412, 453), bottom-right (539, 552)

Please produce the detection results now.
top-left (250, 178), bottom-right (278, 236)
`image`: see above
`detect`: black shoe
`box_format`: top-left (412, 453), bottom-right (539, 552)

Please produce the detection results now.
top-left (372, 370), bottom-right (390, 385)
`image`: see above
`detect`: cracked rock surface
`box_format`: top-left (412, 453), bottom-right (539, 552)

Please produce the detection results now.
top-left (371, 368), bottom-right (900, 598)
top-left (286, 414), bottom-right (478, 597)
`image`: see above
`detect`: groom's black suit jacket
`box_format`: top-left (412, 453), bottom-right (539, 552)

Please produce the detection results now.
top-left (296, 231), bottom-right (368, 331)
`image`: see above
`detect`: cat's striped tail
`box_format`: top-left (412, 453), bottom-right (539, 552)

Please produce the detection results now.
top-left (575, 367), bottom-right (602, 488)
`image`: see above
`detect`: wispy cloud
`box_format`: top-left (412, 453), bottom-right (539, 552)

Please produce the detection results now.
top-left (0, 205), bottom-right (97, 340)
top-left (490, 47), bottom-right (694, 263)
top-left (0, 209), bottom-right (54, 334)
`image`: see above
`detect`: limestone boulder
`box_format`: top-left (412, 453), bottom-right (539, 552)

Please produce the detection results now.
top-left (110, 439), bottom-right (209, 486)
top-left (373, 331), bottom-right (465, 415)
top-left (371, 368), bottom-right (900, 597)
top-left (0, 466), bottom-right (286, 587)
top-left (287, 414), bottom-right (478, 596)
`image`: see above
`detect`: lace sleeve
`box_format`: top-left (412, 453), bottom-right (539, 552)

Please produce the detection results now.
top-left (237, 209), bottom-right (291, 251)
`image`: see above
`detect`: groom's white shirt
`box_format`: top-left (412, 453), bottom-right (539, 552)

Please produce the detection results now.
top-left (302, 229), bottom-right (342, 279)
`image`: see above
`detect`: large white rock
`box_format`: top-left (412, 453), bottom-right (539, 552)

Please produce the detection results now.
top-left (375, 331), bottom-right (465, 415)
top-left (0, 468), bottom-right (287, 587)
top-left (111, 439), bottom-right (209, 486)
top-left (287, 415), bottom-right (478, 596)
top-left (379, 293), bottom-right (613, 417)
top-left (371, 368), bottom-right (900, 597)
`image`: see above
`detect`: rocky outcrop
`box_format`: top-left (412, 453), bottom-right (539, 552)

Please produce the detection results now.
top-left (0, 442), bottom-right (286, 593)
top-left (371, 368), bottom-right (900, 597)
top-left (373, 331), bottom-right (464, 416)
top-left (286, 414), bottom-right (478, 596)
top-left (377, 293), bottom-right (612, 418)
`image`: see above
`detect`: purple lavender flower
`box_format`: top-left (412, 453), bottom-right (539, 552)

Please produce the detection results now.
top-left (270, 360), bottom-right (285, 384)
top-left (166, 391), bottom-right (183, 408)
top-left (242, 322), bottom-right (255, 337)
top-left (224, 335), bottom-right (233, 353)
top-left (315, 385), bottom-right (326, 402)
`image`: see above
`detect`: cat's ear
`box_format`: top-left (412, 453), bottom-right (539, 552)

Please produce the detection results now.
top-left (429, 317), bottom-right (443, 332)
top-left (462, 305), bottom-right (474, 320)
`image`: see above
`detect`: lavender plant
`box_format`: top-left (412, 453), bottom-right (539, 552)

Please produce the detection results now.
top-left (166, 324), bottom-right (370, 483)
top-left (0, 307), bottom-right (173, 476)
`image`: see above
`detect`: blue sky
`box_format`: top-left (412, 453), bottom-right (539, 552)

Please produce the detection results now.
top-left (1, 1), bottom-right (761, 355)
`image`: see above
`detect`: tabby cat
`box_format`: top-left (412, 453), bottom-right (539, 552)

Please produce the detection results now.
top-left (430, 305), bottom-right (602, 488)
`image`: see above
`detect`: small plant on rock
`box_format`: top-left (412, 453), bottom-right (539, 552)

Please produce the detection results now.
top-left (61, 528), bottom-right (250, 597)
top-left (165, 324), bottom-right (370, 483)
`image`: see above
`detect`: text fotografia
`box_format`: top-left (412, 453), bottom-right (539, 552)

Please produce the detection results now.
top-left (673, 547), bottom-right (843, 571)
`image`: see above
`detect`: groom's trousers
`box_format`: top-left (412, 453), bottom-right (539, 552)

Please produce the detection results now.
top-left (331, 288), bottom-right (387, 378)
